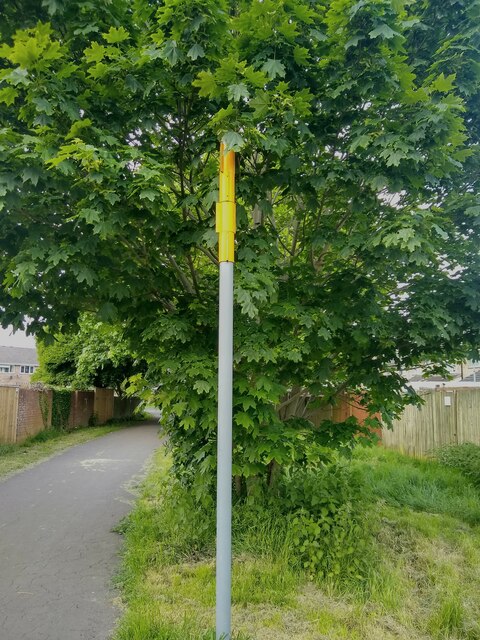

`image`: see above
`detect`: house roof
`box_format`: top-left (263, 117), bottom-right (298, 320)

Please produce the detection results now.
top-left (0, 346), bottom-right (38, 366)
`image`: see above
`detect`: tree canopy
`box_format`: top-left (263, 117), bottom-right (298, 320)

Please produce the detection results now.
top-left (1, 0), bottom-right (480, 490)
top-left (33, 315), bottom-right (143, 395)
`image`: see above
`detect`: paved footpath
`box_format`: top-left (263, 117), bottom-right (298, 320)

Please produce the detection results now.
top-left (0, 419), bottom-right (161, 640)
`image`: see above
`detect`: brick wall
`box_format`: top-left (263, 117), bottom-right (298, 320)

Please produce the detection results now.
top-left (0, 386), bottom-right (139, 444)
top-left (16, 388), bottom-right (52, 442)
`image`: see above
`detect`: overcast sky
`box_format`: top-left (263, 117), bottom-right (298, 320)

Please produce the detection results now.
top-left (0, 326), bottom-right (36, 348)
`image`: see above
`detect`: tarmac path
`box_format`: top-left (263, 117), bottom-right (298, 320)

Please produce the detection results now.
top-left (0, 418), bottom-right (161, 640)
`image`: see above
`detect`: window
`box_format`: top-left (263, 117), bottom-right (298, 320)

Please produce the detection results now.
top-left (20, 365), bottom-right (35, 374)
top-left (0, 364), bottom-right (12, 373)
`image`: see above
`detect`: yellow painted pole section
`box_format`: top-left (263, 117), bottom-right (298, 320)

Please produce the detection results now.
top-left (216, 143), bottom-right (236, 262)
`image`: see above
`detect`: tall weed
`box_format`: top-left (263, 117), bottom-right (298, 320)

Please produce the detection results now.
top-left (435, 443), bottom-right (480, 489)
top-left (280, 463), bottom-right (373, 586)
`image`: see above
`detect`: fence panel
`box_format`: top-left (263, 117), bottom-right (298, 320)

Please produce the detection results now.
top-left (69, 391), bottom-right (95, 429)
top-left (384, 388), bottom-right (480, 456)
top-left (456, 389), bottom-right (480, 444)
top-left (308, 395), bottom-right (381, 440)
top-left (0, 386), bottom-right (18, 444)
top-left (113, 396), bottom-right (140, 420)
top-left (93, 388), bottom-right (114, 424)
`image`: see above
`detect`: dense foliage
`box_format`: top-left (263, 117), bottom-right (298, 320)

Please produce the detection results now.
top-left (33, 315), bottom-right (143, 395)
top-left (435, 442), bottom-right (480, 489)
top-left (115, 447), bottom-right (480, 639)
top-left (1, 0), bottom-right (480, 491)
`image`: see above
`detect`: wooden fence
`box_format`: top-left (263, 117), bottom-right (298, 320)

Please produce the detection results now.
top-left (383, 388), bottom-right (480, 456)
top-left (0, 387), bottom-right (18, 444)
top-left (0, 386), bottom-right (140, 445)
top-left (309, 395), bottom-right (379, 430)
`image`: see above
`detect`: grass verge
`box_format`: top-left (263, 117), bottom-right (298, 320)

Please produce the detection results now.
top-left (0, 422), bottom-right (136, 479)
top-left (114, 446), bottom-right (480, 640)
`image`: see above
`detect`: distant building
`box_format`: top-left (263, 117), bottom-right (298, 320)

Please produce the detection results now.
top-left (0, 346), bottom-right (39, 387)
top-left (403, 360), bottom-right (480, 389)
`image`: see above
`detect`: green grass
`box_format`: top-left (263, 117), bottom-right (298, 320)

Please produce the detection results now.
top-left (0, 423), bottom-right (133, 479)
top-left (353, 446), bottom-right (480, 524)
top-left (114, 447), bottom-right (480, 640)
top-left (435, 442), bottom-right (480, 489)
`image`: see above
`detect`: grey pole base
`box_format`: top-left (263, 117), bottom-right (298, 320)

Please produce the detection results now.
top-left (216, 260), bottom-right (234, 640)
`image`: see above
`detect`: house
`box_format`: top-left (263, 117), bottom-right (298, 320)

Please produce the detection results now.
top-left (403, 360), bottom-right (480, 389)
top-left (0, 346), bottom-right (39, 387)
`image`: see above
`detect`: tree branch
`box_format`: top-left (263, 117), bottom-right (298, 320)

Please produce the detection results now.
top-left (186, 253), bottom-right (201, 298)
top-left (167, 254), bottom-right (195, 294)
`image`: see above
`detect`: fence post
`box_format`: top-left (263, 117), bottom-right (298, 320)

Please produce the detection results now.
top-left (453, 389), bottom-right (458, 445)
top-left (13, 387), bottom-right (20, 443)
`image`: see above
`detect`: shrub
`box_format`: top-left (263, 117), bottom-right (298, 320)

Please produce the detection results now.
top-left (280, 463), bottom-right (372, 584)
top-left (435, 443), bottom-right (480, 489)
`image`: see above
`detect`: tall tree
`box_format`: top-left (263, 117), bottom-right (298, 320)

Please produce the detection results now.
top-left (33, 315), bottom-right (143, 396)
top-left (1, 0), bottom-right (479, 491)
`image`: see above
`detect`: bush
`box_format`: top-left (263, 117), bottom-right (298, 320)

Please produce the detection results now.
top-left (279, 462), bottom-right (372, 585)
top-left (123, 453), bottom-right (373, 591)
top-left (435, 443), bottom-right (480, 489)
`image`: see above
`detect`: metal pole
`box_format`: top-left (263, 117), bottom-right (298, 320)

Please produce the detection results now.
top-left (216, 261), bottom-right (233, 640)
top-left (215, 143), bottom-right (236, 640)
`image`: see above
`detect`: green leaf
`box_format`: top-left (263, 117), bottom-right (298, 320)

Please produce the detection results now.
top-left (263, 136), bottom-right (289, 155)
top-left (103, 26), bottom-right (130, 44)
top-left (261, 59), bottom-right (286, 80)
top-left (318, 327), bottom-right (331, 341)
top-left (187, 44), bottom-right (205, 60)
top-left (193, 380), bottom-right (211, 394)
top-left (88, 62), bottom-right (109, 79)
top-left (78, 208), bottom-right (100, 224)
top-left (310, 29), bottom-right (328, 42)
top-left (180, 416), bottom-right (196, 429)
top-left (0, 87), bottom-right (18, 105)
top-left (345, 35), bottom-right (363, 49)
top-left (368, 175), bottom-right (389, 190)
top-left (66, 118), bottom-right (92, 140)
top-left (73, 24), bottom-right (99, 36)
top-left (250, 92), bottom-right (270, 116)
top-left (97, 302), bottom-right (117, 321)
top-left (432, 224), bottom-right (448, 240)
top-left (243, 66), bottom-right (267, 87)
top-left (236, 289), bottom-right (258, 318)
top-left (32, 97), bottom-right (53, 114)
top-left (431, 73), bottom-right (456, 93)
top-left (349, 134), bottom-right (371, 152)
top-left (41, 0), bottom-right (62, 15)
top-left (235, 412), bottom-right (255, 429)
top-left (161, 40), bottom-right (180, 66)
top-left (293, 46), bottom-right (310, 66)
top-left (72, 264), bottom-right (95, 286)
top-left (369, 24), bottom-right (400, 39)
top-left (241, 397), bottom-right (256, 411)
top-left (227, 83), bottom-right (249, 102)
top-left (140, 189), bottom-right (157, 202)
top-left (84, 42), bottom-right (106, 64)
top-left (4, 67), bottom-right (30, 86)
top-left (193, 70), bottom-right (218, 97)
top-left (465, 206), bottom-right (480, 216)
top-left (22, 167), bottom-right (41, 186)
top-left (222, 131), bottom-right (245, 152)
